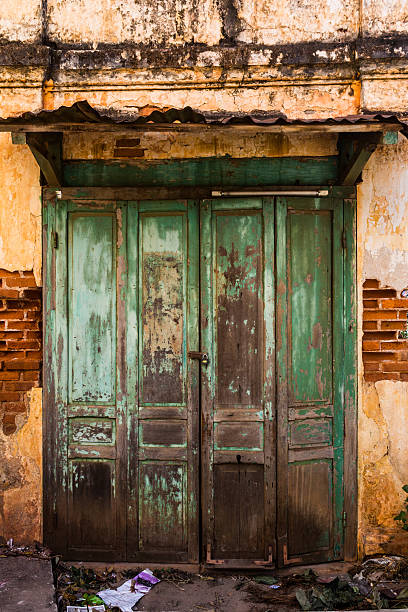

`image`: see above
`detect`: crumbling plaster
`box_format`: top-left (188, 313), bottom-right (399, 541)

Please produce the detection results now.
top-left (358, 140), bottom-right (408, 556)
top-left (0, 388), bottom-right (42, 543)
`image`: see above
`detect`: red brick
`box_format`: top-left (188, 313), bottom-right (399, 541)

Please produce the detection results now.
top-left (364, 362), bottom-right (380, 371)
top-left (1, 352), bottom-right (26, 360)
top-left (0, 311), bottom-right (24, 320)
top-left (363, 289), bottom-right (397, 299)
top-left (400, 373), bottom-right (408, 381)
top-left (364, 310), bottom-right (398, 320)
top-left (0, 331), bottom-right (24, 340)
top-left (25, 351), bottom-right (42, 359)
top-left (398, 310), bottom-right (408, 319)
top-left (363, 340), bottom-right (380, 351)
top-left (380, 298), bottom-right (408, 309)
top-left (365, 372), bottom-right (400, 382)
top-left (5, 277), bottom-right (37, 288)
top-left (383, 361), bottom-right (408, 372)
top-left (363, 279), bottom-right (380, 288)
top-left (3, 402), bottom-right (27, 413)
top-left (0, 391), bottom-right (21, 401)
top-left (0, 289), bottom-right (20, 298)
top-left (5, 359), bottom-right (41, 370)
top-left (22, 371), bottom-right (40, 381)
top-left (25, 331), bottom-right (41, 339)
top-left (0, 271), bottom-right (22, 279)
top-left (381, 341), bottom-right (408, 350)
top-left (2, 417), bottom-right (16, 435)
top-left (381, 320), bottom-right (406, 331)
top-left (363, 331), bottom-right (396, 341)
top-left (0, 371), bottom-right (19, 380)
top-left (363, 321), bottom-right (378, 331)
top-left (24, 311), bottom-right (41, 321)
top-left (364, 299), bottom-right (378, 309)
top-left (363, 352), bottom-right (396, 362)
top-left (6, 340), bottom-right (40, 350)
top-left (6, 321), bottom-right (38, 330)
top-left (4, 381), bottom-right (36, 392)
top-left (21, 289), bottom-right (41, 299)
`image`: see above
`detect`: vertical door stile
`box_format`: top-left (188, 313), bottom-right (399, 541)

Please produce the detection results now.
top-left (43, 196), bottom-right (56, 549)
top-left (126, 202), bottom-right (139, 557)
top-left (332, 198), bottom-right (345, 559)
top-left (200, 199), bottom-right (214, 563)
top-left (343, 198), bottom-right (358, 561)
top-left (275, 197), bottom-right (289, 567)
top-left (187, 200), bottom-right (200, 562)
top-left (263, 197), bottom-right (276, 563)
top-left (54, 198), bottom-right (69, 556)
top-left (116, 202), bottom-right (129, 556)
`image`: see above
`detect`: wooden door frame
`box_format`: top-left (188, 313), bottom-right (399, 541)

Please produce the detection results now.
top-left (42, 187), bottom-right (357, 563)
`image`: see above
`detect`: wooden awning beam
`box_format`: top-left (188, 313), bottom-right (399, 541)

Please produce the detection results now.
top-left (338, 132), bottom-right (396, 185)
top-left (2, 122), bottom-right (404, 134)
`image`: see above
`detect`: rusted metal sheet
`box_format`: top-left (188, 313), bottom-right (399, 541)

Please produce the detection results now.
top-left (1, 100), bottom-right (406, 133)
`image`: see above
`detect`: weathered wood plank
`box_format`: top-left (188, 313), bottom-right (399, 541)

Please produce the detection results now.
top-left (63, 156), bottom-right (339, 188)
top-left (343, 198), bottom-right (358, 561)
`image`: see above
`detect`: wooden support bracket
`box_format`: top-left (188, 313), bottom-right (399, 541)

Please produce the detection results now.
top-left (338, 131), bottom-right (398, 186)
top-left (25, 132), bottom-right (63, 187)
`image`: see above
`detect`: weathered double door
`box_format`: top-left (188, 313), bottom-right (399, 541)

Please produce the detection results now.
top-left (45, 195), bottom-right (346, 566)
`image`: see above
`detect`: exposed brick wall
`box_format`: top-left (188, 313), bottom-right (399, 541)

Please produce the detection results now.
top-left (363, 279), bottom-right (408, 382)
top-left (0, 270), bottom-right (42, 435)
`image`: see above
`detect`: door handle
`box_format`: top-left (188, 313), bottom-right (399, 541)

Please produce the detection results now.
top-left (188, 351), bottom-right (209, 366)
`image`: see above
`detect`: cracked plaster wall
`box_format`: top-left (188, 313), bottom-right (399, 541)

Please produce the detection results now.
top-left (358, 139), bottom-right (408, 556)
top-left (0, 388), bottom-right (42, 543)
top-left (0, 131), bottom-right (41, 544)
top-left (1, 0), bottom-right (405, 46)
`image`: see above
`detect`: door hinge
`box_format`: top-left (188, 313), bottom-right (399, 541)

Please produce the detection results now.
top-left (342, 230), bottom-right (347, 249)
top-left (342, 511), bottom-right (347, 530)
top-left (53, 232), bottom-right (59, 249)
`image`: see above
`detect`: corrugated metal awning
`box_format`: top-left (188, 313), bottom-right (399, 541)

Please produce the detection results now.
top-left (0, 101), bottom-right (406, 135)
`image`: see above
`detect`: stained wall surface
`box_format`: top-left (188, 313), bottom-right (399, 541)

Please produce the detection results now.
top-left (0, 0), bottom-right (407, 555)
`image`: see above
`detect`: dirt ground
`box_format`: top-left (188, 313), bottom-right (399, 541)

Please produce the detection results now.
top-left (4, 550), bottom-right (408, 612)
top-left (0, 556), bottom-right (56, 611)
top-left (136, 574), bottom-right (282, 612)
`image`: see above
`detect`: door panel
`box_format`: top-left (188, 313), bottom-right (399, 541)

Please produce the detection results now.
top-left (201, 198), bottom-right (275, 566)
top-left (49, 199), bottom-right (199, 562)
top-left (54, 203), bottom-right (126, 559)
top-left (68, 213), bottom-right (116, 403)
top-left (140, 214), bottom-right (185, 404)
top-left (128, 201), bottom-right (199, 563)
top-left (276, 197), bottom-right (344, 566)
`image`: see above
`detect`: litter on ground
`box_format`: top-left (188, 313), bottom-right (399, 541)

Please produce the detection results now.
top-left (97, 568), bottom-right (160, 612)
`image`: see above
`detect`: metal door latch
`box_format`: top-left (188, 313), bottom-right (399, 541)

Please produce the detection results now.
top-left (188, 351), bottom-right (209, 366)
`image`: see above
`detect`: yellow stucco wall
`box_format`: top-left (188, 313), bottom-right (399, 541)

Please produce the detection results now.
top-left (357, 140), bottom-right (408, 556)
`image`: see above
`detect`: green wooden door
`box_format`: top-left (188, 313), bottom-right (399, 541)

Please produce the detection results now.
top-left (44, 198), bottom-right (199, 562)
top-left (276, 197), bottom-right (345, 566)
top-left (44, 194), bottom-right (350, 565)
top-left (201, 198), bottom-right (276, 566)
